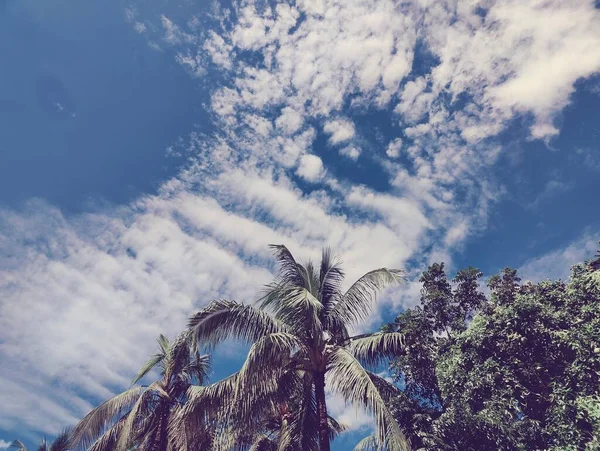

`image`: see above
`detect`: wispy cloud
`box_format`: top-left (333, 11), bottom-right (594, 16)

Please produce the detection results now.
top-left (519, 232), bottom-right (600, 282)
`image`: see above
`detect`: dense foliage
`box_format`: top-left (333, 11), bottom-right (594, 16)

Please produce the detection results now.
top-left (385, 255), bottom-right (600, 450)
top-left (11, 245), bottom-right (600, 450)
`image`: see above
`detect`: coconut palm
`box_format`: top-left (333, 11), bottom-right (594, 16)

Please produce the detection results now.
top-left (69, 332), bottom-right (214, 451)
top-left (219, 369), bottom-right (347, 450)
top-left (189, 245), bottom-right (409, 451)
top-left (10, 429), bottom-right (71, 451)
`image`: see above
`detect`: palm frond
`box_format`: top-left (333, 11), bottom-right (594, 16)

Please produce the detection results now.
top-left (272, 287), bottom-right (323, 341)
top-left (319, 248), bottom-right (345, 315)
top-left (189, 300), bottom-right (286, 347)
top-left (156, 334), bottom-right (170, 355)
top-left (300, 260), bottom-right (320, 298)
top-left (325, 314), bottom-right (351, 346)
top-left (85, 417), bottom-right (126, 451)
top-left (10, 440), bottom-right (28, 451)
top-left (180, 373), bottom-right (238, 418)
top-left (186, 352), bottom-right (211, 386)
top-left (354, 435), bottom-right (379, 451)
top-left (70, 386), bottom-right (144, 450)
top-left (328, 347), bottom-right (409, 451)
top-left (49, 429), bottom-right (71, 451)
top-left (330, 269), bottom-right (405, 327)
top-left (276, 415), bottom-right (293, 451)
top-left (163, 331), bottom-right (196, 383)
top-left (132, 353), bottom-right (164, 385)
top-left (269, 244), bottom-right (305, 288)
top-left (116, 382), bottom-right (160, 451)
top-left (327, 416), bottom-right (348, 439)
top-left (346, 332), bottom-right (406, 368)
top-left (235, 333), bottom-right (308, 403)
top-left (365, 371), bottom-right (403, 404)
top-left (249, 435), bottom-right (278, 451)
top-left (172, 373), bottom-right (239, 449)
top-left (172, 412), bottom-right (215, 451)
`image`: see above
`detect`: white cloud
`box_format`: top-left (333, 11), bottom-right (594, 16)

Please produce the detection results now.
top-left (204, 31), bottom-right (233, 70)
top-left (0, 197), bottom-right (272, 433)
top-left (161, 15), bottom-right (193, 46)
top-left (296, 154), bottom-right (325, 182)
top-left (133, 22), bottom-right (146, 33)
top-left (0, 440), bottom-right (11, 450)
top-left (275, 106), bottom-right (305, 135)
top-left (124, 7), bottom-right (137, 23)
top-left (424, 0), bottom-right (600, 140)
top-left (155, 0), bottom-right (599, 248)
top-left (326, 390), bottom-right (374, 433)
top-left (346, 186), bottom-right (430, 250)
top-left (386, 138), bottom-right (402, 158)
top-left (324, 119), bottom-right (356, 145)
top-left (340, 146), bottom-right (361, 160)
top-left (519, 232), bottom-right (600, 283)
top-left (175, 52), bottom-right (205, 78)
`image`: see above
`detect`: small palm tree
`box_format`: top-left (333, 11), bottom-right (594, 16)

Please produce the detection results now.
top-left (10, 429), bottom-right (71, 451)
top-left (189, 245), bottom-right (409, 451)
top-left (69, 332), bottom-right (213, 451)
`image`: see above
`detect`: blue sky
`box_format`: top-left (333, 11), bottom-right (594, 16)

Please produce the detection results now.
top-left (1, 0), bottom-right (599, 449)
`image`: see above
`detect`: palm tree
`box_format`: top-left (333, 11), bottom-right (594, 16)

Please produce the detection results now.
top-left (69, 332), bottom-right (214, 451)
top-left (189, 245), bottom-right (409, 451)
top-left (220, 370), bottom-right (347, 450)
top-left (10, 429), bottom-right (71, 451)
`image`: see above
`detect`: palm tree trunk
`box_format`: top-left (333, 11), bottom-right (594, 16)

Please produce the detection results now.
top-left (314, 371), bottom-right (331, 451)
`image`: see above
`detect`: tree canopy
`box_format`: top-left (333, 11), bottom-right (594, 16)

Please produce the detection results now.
top-left (385, 256), bottom-right (600, 450)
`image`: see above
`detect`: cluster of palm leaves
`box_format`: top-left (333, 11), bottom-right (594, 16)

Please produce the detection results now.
top-left (14, 246), bottom-right (410, 451)
top-left (10, 432), bottom-right (71, 451)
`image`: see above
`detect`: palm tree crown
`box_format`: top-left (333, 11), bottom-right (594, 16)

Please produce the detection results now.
top-left (69, 332), bottom-right (212, 451)
top-left (189, 245), bottom-right (409, 451)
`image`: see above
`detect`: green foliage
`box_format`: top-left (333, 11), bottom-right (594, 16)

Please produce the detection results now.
top-left (387, 255), bottom-right (600, 450)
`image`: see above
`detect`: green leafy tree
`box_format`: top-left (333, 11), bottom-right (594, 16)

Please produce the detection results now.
top-left (189, 245), bottom-right (409, 451)
top-left (387, 254), bottom-right (600, 450)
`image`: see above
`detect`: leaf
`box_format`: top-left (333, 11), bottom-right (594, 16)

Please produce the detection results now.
top-left (331, 268), bottom-right (405, 327)
top-left (235, 333), bottom-right (308, 406)
top-left (49, 429), bottom-right (71, 451)
top-left (189, 300), bottom-right (286, 347)
top-left (318, 248), bottom-right (345, 315)
top-left (269, 244), bottom-right (305, 289)
top-left (70, 386), bottom-right (145, 450)
top-left (346, 332), bottom-right (407, 368)
top-left (353, 435), bottom-right (379, 451)
top-left (328, 347), bottom-right (410, 451)
top-left (10, 441), bottom-right (28, 451)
